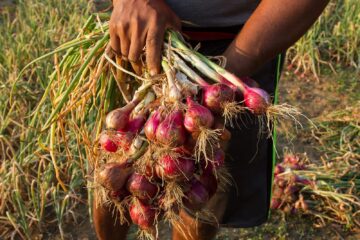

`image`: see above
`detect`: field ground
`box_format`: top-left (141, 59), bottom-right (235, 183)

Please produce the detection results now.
top-left (1, 0), bottom-right (359, 239)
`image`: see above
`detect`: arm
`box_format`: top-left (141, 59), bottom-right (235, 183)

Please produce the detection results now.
top-left (224, 0), bottom-right (329, 76)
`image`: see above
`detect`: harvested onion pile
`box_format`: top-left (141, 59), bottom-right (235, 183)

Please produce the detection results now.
top-left (271, 153), bottom-right (360, 228)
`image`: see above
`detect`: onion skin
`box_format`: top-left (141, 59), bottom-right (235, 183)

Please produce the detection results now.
top-left (270, 198), bottom-right (282, 209)
top-left (183, 179), bottom-right (209, 211)
top-left (203, 83), bottom-right (235, 113)
top-left (218, 76), bottom-right (238, 92)
top-left (144, 111), bottom-right (163, 141)
top-left (114, 131), bottom-right (135, 151)
top-left (129, 200), bottom-right (156, 230)
top-left (199, 148), bottom-right (225, 174)
top-left (274, 165), bottom-right (285, 175)
top-left (199, 171), bottom-right (218, 198)
top-left (111, 113), bottom-right (145, 152)
top-left (213, 148), bottom-right (225, 169)
top-left (144, 164), bottom-right (157, 179)
top-left (105, 101), bottom-right (138, 130)
top-left (156, 154), bottom-right (195, 181)
top-left (99, 133), bottom-right (118, 152)
top-left (156, 111), bottom-right (186, 147)
top-left (284, 154), bottom-right (300, 164)
top-left (243, 87), bottom-right (271, 115)
top-left (183, 134), bottom-right (197, 154)
top-left (157, 194), bottom-right (180, 214)
top-left (200, 160), bottom-right (213, 176)
top-left (129, 201), bottom-right (140, 225)
top-left (213, 120), bottom-right (231, 142)
top-left (127, 173), bottom-right (159, 202)
top-left (108, 189), bottom-right (130, 202)
top-left (173, 146), bottom-right (192, 156)
top-left (295, 176), bottom-right (313, 186)
top-left (184, 97), bottom-right (214, 132)
top-left (126, 113), bottom-right (146, 134)
top-left (272, 186), bottom-right (284, 198)
top-left (97, 163), bottom-right (132, 192)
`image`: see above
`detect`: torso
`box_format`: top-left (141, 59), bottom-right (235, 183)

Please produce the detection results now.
top-left (165, 0), bottom-right (260, 27)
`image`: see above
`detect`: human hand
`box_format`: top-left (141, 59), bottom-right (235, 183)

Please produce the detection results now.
top-left (110, 0), bottom-right (181, 75)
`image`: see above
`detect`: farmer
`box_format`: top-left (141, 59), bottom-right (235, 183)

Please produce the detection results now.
top-left (93, 0), bottom-right (329, 239)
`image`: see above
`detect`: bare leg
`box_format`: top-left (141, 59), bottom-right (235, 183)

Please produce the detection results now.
top-left (92, 196), bottom-right (130, 240)
top-left (172, 210), bottom-right (218, 240)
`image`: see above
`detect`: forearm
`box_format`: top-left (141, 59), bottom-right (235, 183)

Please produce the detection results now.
top-left (224, 0), bottom-right (329, 76)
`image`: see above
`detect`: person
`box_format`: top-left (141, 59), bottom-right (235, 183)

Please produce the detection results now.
top-left (93, 0), bottom-right (329, 239)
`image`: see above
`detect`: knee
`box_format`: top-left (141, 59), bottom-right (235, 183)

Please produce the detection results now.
top-left (92, 197), bottom-right (130, 240)
top-left (172, 210), bottom-right (219, 240)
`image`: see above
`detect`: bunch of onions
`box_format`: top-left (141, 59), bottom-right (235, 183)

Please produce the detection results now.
top-left (96, 31), bottom-right (249, 238)
top-left (42, 19), bottom-right (305, 239)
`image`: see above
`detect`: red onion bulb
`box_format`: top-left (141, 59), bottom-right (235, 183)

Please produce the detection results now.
top-left (184, 97), bottom-right (214, 132)
top-left (99, 132), bottom-right (118, 152)
top-left (156, 111), bottom-right (187, 147)
top-left (156, 154), bottom-right (195, 181)
top-left (203, 83), bottom-right (235, 113)
top-left (144, 111), bottom-right (163, 141)
top-left (129, 199), bottom-right (156, 230)
top-left (105, 101), bottom-right (138, 130)
top-left (183, 179), bottom-right (209, 211)
top-left (243, 87), bottom-right (271, 115)
top-left (127, 173), bottom-right (158, 202)
top-left (199, 171), bottom-right (218, 198)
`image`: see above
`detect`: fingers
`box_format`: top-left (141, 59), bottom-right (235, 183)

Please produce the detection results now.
top-left (131, 62), bottom-right (143, 76)
top-left (110, 29), bottom-right (121, 55)
top-left (128, 23), bottom-right (146, 63)
top-left (146, 25), bottom-right (165, 76)
top-left (117, 25), bottom-right (130, 59)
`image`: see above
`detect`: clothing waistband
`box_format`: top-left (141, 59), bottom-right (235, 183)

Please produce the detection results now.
top-left (181, 25), bottom-right (242, 41)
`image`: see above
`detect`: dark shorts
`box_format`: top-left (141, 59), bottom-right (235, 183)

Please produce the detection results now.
top-left (184, 32), bottom-right (283, 228)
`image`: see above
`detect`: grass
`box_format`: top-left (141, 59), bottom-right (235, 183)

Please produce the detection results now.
top-left (287, 0), bottom-right (360, 79)
top-left (0, 0), bottom-right (93, 238)
top-left (0, 0), bottom-right (359, 239)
